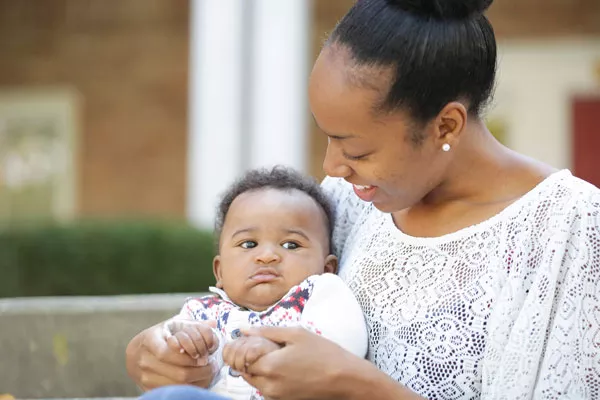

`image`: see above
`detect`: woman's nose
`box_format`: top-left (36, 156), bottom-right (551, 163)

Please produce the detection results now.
top-left (322, 141), bottom-right (352, 178)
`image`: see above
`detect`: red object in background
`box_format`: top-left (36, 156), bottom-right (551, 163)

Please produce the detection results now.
top-left (572, 96), bottom-right (600, 188)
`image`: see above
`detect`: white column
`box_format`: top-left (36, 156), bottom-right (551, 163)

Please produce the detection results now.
top-left (187, 0), bottom-right (246, 228)
top-left (248, 0), bottom-right (311, 171)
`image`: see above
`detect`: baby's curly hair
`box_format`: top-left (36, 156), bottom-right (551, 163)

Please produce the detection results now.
top-left (214, 166), bottom-right (333, 251)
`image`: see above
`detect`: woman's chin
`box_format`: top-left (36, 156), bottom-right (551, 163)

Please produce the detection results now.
top-left (371, 199), bottom-right (405, 214)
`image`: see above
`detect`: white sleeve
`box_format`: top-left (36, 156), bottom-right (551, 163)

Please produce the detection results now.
top-left (482, 182), bottom-right (600, 399)
top-left (300, 273), bottom-right (368, 358)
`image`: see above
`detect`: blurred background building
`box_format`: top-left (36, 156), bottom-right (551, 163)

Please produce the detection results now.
top-left (0, 1), bottom-right (598, 397)
top-left (0, 0), bottom-right (598, 228)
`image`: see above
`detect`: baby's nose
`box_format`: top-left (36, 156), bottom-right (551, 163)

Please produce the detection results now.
top-left (255, 246), bottom-right (281, 264)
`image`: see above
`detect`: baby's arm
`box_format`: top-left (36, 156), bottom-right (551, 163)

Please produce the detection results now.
top-left (300, 273), bottom-right (369, 358)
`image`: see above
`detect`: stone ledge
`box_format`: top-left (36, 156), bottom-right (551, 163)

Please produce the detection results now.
top-left (0, 293), bottom-right (195, 314)
top-left (0, 294), bottom-right (205, 399)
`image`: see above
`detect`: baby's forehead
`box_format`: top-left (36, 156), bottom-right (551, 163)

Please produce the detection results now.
top-left (232, 187), bottom-right (320, 210)
top-left (224, 188), bottom-right (329, 230)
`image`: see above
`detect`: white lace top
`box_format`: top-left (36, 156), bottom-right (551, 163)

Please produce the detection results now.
top-left (322, 170), bottom-right (600, 400)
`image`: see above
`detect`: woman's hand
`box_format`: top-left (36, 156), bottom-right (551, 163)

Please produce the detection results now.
top-left (223, 335), bottom-right (281, 373)
top-left (125, 320), bottom-right (219, 390)
top-left (238, 327), bottom-right (359, 399)
top-left (240, 327), bottom-right (424, 400)
top-left (165, 318), bottom-right (221, 362)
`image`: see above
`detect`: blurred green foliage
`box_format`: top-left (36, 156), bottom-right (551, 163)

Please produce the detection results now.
top-left (0, 220), bottom-right (216, 297)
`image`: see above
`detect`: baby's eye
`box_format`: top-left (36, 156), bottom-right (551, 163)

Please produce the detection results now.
top-left (240, 241), bottom-right (257, 249)
top-left (282, 241), bottom-right (300, 250)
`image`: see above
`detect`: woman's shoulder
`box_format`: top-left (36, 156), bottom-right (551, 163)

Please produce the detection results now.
top-left (510, 170), bottom-right (599, 234)
top-left (534, 170), bottom-right (599, 212)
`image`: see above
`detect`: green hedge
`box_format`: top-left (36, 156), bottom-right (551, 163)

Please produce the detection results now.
top-left (0, 220), bottom-right (217, 298)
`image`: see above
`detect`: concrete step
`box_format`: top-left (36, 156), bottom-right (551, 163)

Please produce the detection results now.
top-left (0, 294), bottom-right (198, 399)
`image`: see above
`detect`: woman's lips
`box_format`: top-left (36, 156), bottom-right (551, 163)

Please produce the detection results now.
top-left (352, 184), bottom-right (377, 202)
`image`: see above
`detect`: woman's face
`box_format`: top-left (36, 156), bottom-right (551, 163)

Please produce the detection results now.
top-left (309, 46), bottom-right (454, 213)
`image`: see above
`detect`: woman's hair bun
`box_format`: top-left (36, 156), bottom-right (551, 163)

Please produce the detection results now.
top-left (385, 0), bottom-right (493, 20)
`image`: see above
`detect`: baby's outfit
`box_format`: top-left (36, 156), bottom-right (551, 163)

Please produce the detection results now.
top-left (166, 273), bottom-right (368, 400)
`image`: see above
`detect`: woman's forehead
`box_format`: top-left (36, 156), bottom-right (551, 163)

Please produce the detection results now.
top-left (309, 47), bottom-right (399, 131)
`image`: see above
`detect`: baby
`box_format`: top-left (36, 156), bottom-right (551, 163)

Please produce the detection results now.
top-left (163, 166), bottom-right (367, 400)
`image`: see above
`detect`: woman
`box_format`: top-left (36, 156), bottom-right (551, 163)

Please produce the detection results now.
top-left (126, 0), bottom-right (600, 398)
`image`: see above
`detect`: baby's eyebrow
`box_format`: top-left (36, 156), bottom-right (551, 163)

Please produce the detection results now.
top-left (285, 229), bottom-right (310, 241)
top-left (231, 228), bottom-right (257, 238)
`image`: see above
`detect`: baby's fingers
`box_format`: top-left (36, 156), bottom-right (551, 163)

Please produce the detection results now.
top-left (244, 337), bottom-right (280, 366)
top-left (225, 338), bottom-right (253, 374)
top-left (166, 334), bottom-right (184, 354)
top-left (174, 331), bottom-right (205, 361)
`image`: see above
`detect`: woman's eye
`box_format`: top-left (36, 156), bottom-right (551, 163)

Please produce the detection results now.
top-left (240, 241), bottom-right (257, 249)
top-left (282, 241), bottom-right (299, 250)
top-left (342, 152), bottom-right (368, 161)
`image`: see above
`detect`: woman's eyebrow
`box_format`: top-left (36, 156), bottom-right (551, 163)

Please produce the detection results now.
top-left (313, 117), bottom-right (358, 140)
top-left (327, 133), bottom-right (357, 140)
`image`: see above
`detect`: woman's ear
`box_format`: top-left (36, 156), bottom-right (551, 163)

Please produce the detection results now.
top-left (435, 101), bottom-right (468, 146)
top-left (324, 254), bottom-right (338, 274)
top-left (213, 255), bottom-right (224, 288)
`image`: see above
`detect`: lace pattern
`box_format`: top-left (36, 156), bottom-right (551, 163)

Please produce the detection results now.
top-left (321, 171), bottom-right (600, 399)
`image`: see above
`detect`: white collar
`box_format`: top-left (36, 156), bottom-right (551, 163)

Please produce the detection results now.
top-left (207, 274), bottom-right (320, 313)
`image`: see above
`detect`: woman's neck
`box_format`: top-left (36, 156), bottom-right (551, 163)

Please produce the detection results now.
top-left (421, 122), bottom-right (554, 208)
top-left (392, 124), bottom-right (556, 237)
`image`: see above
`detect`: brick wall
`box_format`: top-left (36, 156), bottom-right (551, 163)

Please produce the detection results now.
top-left (0, 0), bottom-right (189, 218)
top-left (0, 0), bottom-right (597, 215)
top-left (489, 0), bottom-right (600, 37)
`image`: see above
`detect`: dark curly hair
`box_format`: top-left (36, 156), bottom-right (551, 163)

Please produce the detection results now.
top-left (214, 166), bottom-right (333, 252)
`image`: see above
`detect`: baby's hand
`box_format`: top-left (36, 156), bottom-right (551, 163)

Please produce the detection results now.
top-left (223, 335), bottom-right (281, 374)
top-left (163, 318), bottom-right (218, 365)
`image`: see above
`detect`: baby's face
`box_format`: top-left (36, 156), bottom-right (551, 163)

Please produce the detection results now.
top-left (214, 188), bottom-right (336, 311)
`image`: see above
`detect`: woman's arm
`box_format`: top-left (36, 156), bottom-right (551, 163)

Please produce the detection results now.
top-left (335, 355), bottom-right (425, 400)
top-left (242, 327), bottom-right (424, 400)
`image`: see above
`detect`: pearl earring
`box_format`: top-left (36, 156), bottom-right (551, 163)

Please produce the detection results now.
top-left (442, 143), bottom-right (451, 152)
